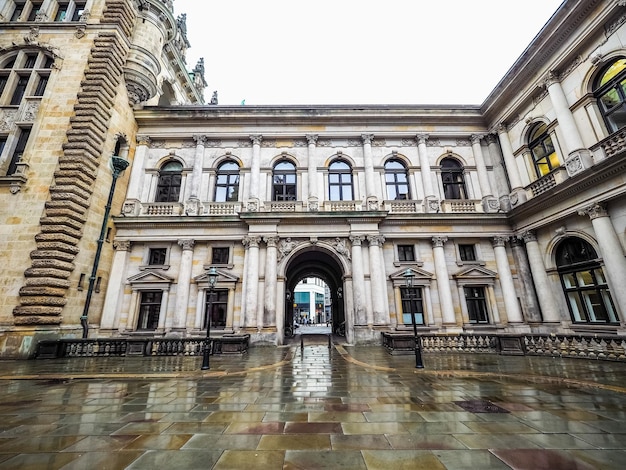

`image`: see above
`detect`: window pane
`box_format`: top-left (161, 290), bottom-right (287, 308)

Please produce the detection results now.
top-left (567, 292), bottom-right (586, 322)
top-left (576, 271), bottom-right (594, 287)
top-left (600, 89), bottom-right (621, 111)
top-left (562, 273), bottom-right (576, 289)
top-left (582, 291), bottom-right (608, 322)
top-left (601, 289), bottom-right (618, 322)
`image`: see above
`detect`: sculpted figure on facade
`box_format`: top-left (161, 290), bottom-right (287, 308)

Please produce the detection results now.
top-left (277, 237), bottom-right (296, 261)
top-left (334, 237), bottom-right (351, 260)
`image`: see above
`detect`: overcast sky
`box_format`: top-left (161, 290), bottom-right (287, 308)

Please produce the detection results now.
top-left (173, 0), bottom-right (564, 106)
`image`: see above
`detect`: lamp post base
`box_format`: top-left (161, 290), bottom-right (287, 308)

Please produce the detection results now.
top-left (201, 340), bottom-right (211, 370)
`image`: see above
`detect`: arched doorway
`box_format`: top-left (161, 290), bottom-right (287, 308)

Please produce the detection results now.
top-left (283, 247), bottom-right (347, 343)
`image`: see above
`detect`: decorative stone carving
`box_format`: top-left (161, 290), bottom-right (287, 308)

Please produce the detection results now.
top-left (518, 231), bottom-right (537, 244)
top-left (193, 134), bottom-right (207, 146)
top-left (264, 236), bottom-right (279, 248)
top-left (136, 135), bottom-right (152, 146)
top-left (349, 235), bottom-right (364, 246)
top-left (306, 134), bottom-right (318, 145)
top-left (578, 202), bottom-right (608, 220)
top-left (277, 238), bottom-right (297, 260)
top-left (24, 26), bottom-right (40, 44)
top-left (178, 239), bottom-right (195, 251)
top-left (243, 236), bottom-right (262, 249)
top-left (334, 238), bottom-right (351, 260)
top-left (113, 240), bottom-right (132, 251)
top-left (492, 236), bottom-right (509, 247)
top-left (75, 24), bottom-right (86, 39)
top-left (565, 154), bottom-right (584, 176)
top-left (432, 236), bottom-right (448, 247)
top-left (367, 234), bottom-right (385, 247)
top-left (250, 135), bottom-right (263, 146)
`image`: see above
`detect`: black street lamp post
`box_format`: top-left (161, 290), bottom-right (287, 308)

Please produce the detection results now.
top-left (201, 267), bottom-right (218, 370)
top-left (403, 268), bottom-right (425, 369)
top-left (80, 155), bottom-right (129, 339)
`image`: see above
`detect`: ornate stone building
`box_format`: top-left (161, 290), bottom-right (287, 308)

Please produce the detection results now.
top-left (1, 0), bottom-right (626, 356)
top-left (0, 0), bottom-right (205, 357)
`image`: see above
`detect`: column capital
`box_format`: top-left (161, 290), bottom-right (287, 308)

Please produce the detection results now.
top-left (497, 123), bottom-right (509, 134)
top-left (543, 70), bottom-right (561, 88)
top-left (510, 237), bottom-right (524, 247)
top-left (113, 240), bottom-right (131, 251)
top-left (485, 133), bottom-right (498, 145)
top-left (578, 202), bottom-right (608, 220)
top-left (349, 235), bottom-right (364, 246)
top-left (136, 135), bottom-right (151, 146)
top-left (193, 135), bottom-right (208, 145)
top-left (518, 230), bottom-right (537, 243)
top-left (243, 235), bottom-right (262, 248)
top-left (263, 235), bottom-right (279, 247)
top-left (432, 236), bottom-right (448, 248)
top-left (306, 134), bottom-right (318, 145)
top-left (492, 236), bottom-right (509, 247)
top-left (367, 234), bottom-right (385, 246)
top-left (361, 134), bottom-right (374, 145)
top-left (470, 134), bottom-right (484, 145)
top-left (178, 239), bottom-right (195, 251)
top-left (250, 135), bottom-right (263, 146)
top-left (416, 134), bottom-right (429, 145)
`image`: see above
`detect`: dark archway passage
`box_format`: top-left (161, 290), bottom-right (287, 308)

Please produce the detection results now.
top-left (284, 248), bottom-right (345, 339)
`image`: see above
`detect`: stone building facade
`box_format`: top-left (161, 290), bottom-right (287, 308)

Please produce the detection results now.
top-left (1, 0), bottom-right (626, 356)
top-left (0, 0), bottom-right (205, 357)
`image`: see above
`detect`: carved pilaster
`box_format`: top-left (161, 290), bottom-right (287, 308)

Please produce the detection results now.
top-left (367, 234), bottom-right (385, 247)
top-left (349, 235), bottom-right (364, 246)
top-left (250, 135), bottom-right (263, 146)
top-left (416, 134), bottom-right (428, 145)
top-left (470, 134), bottom-right (484, 145)
top-left (136, 135), bottom-right (151, 146)
top-left (178, 239), bottom-right (195, 251)
top-left (578, 202), bottom-right (608, 220)
top-left (113, 240), bottom-right (132, 251)
top-left (306, 134), bottom-right (318, 145)
top-left (193, 135), bottom-right (207, 146)
top-left (264, 236), bottom-right (279, 248)
top-left (243, 236), bottom-right (261, 249)
top-left (361, 134), bottom-right (374, 145)
top-left (432, 236), bottom-right (448, 248)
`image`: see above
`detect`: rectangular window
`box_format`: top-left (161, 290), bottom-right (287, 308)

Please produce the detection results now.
top-left (465, 286), bottom-right (489, 323)
top-left (23, 54), bottom-right (37, 69)
top-left (10, 76), bottom-right (29, 105)
top-left (11, 5), bottom-right (24, 21)
top-left (28, 3), bottom-right (42, 21)
top-left (401, 287), bottom-right (425, 325)
top-left (398, 245), bottom-right (415, 262)
top-left (148, 248), bottom-right (167, 265)
top-left (137, 291), bottom-right (162, 330)
top-left (7, 128), bottom-right (30, 175)
top-left (55, 3), bottom-right (69, 21)
top-left (33, 75), bottom-right (48, 96)
top-left (211, 247), bottom-right (229, 265)
top-left (0, 136), bottom-right (7, 157)
top-left (459, 244), bottom-right (476, 262)
top-left (72, 3), bottom-right (86, 21)
top-left (0, 75), bottom-right (8, 96)
top-left (205, 289), bottom-right (228, 329)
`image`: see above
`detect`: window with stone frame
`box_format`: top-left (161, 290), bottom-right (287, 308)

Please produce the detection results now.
top-left (54, 2), bottom-right (69, 21)
top-left (211, 247), bottom-right (229, 265)
top-left (595, 58), bottom-right (626, 134)
top-left (556, 237), bottom-right (618, 324)
top-left (464, 286), bottom-right (489, 323)
top-left (155, 161), bottom-right (183, 203)
top-left (385, 158), bottom-right (410, 200)
top-left (397, 244), bottom-right (415, 262)
top-left (272, 160), bottom-right (297, 201)
top-left (148, 248), bottom-right (167, 266)
top-left (458, 244), bottom-right (476, 262)
top-left (400, 286), bottom-right (425, 325)
top-left (5, 127), bottom-right (30, 176)
top-left (0, 50), bottom-right (53, 106)
top-left (205, 289), bottom-right (228, 329)
top-left (71, 1), bottom-right (86, 21)
top-left (441, 157), bottom-right (467, 199)
top-left (529, 122), bottom-right (559, 177)
top-left (214, 160), bottom-right (240, 202)
top-left (328, 160), bottom-right (353, 201)
top-left (137, 291), bottom-right (162, 330)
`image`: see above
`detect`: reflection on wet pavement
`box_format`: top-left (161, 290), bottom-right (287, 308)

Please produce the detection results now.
top-left (0, 345), bottom-right (625, 469)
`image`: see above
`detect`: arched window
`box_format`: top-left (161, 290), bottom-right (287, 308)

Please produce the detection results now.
top-left (441, 157), bottom-right (467, 199)
top-left (272, 160), bottom-right (297, 201)
top-left (594, 58), bottom-right (626, 133)
top-left (155, 161), bottom-right (182, 203)
top-left (529, 123), bottom-right (559, 177)
top-left (556, 238), bottom-right (617, 324)
top-left (214, 161), bottom-right (240, 202)
top-left (328, 160), bottom-right (353, 201)
top-left (385, 159), bottom-right (410, 200)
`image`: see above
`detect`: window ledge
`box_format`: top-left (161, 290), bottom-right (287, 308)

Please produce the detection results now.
top-left (139, 265), bottom-right (170, 271)
top-left (456, 260), bottom-right (486, 267)
top-left (0, 174), bottom-right (28, 194)
top-left (393, 261), bottom-right (424, 267)
top-left (570, 324), bottom-right (620, 335)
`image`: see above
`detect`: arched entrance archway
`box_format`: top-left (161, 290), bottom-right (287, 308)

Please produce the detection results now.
top-left (282, 247), bottom-right (347, 344)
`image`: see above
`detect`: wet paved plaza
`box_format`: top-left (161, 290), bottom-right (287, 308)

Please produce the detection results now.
top-left (0, 342), bottom-right (625, 469)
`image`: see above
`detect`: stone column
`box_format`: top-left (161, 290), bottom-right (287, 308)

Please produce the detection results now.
top-left (171, 239), bottom-right (195, 331)
top-left (263, 236), bottom-right (279, 329)
top-left (471, 135), bottom-right (498, 212)
top-left (185, 135), bottom-right (206, 215)
top-left (492, 236), bottom-right (523, 323)
top-left (243, 235), bottom-right (261, 329)
top-left (350, 235), bottom-right (367, 326)
top-left (510, 237), bottom-right (542, 323)
top-left (306, 134), bottom-right (318, 208)
top-left (361, 134), bottom-right (376, 198)
top-left (367, 234), bottom-right (387, 325)
top-left (157, 290), bottom-right (169, 331)
top-left (579, 203), bottom-right (626, 315)
top-left (544, 72), bottom-right (592, 174)
top-left (432, 236), bottom-right (456, 325)
top-left (497, 125), bottom-right (526, 206)
top-left (124, 135), bottom-right (150, 215)
top-left (100, 240), bottom-right (131, 330)
top-left (519, 231), bottom-right (561, 322)
top-left (249, 135), bottom-right (262, 207)
top-left (417, 134), bottom-right (438, 211)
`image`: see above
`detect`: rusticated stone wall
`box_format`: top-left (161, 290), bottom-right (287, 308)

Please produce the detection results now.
top-left (12, 1), bottom-right (136, 326)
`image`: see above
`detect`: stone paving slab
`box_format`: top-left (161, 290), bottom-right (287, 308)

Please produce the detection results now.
top-left (0, 345), bottom-right (625, 469)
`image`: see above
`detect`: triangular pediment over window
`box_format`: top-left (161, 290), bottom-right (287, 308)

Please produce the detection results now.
top-left (128, 270), bottom-right (175, 285)
top-left (389, 266), bottom-right (433, 287)
top-left (194, 269), bottom-right (239, 286)
top-left (453, 266), bottom-right (497, 282)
